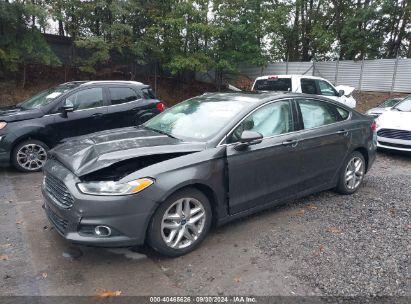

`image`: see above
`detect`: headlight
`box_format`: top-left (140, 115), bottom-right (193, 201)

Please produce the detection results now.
top-left (77, 178), bottom-right (154, 196)
top-left (0, 121), bottom-right (7, 130)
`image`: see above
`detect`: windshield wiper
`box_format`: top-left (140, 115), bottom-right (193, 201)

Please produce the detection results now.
top-left (143, 126), bottom-right (180, 140)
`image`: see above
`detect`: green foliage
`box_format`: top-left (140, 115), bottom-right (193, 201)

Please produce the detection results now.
top-left (1, 0), bottom-right (410, 82)
top-left (0, 0), bottom-right (60, 78)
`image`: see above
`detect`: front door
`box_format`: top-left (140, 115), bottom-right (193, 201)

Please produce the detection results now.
top-left (49, 87), bottom-right (109, 142)
top-left (226, 100), bottom-right (304, 214)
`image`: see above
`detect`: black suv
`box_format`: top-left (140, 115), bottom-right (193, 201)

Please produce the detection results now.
top-left (0, 81), bottom-right (165, 172)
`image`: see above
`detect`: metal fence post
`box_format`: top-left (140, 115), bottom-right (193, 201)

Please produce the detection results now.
top-left (334, 59), bottom-right (339, 85)
top-left (358, 58), bottom-right (365, 92)
top-left (390, 54), bottom-right (399, 94)
top-left (286, 58), bottom-right (289, 75)
top-left (312, 60), bottom-right (316, 76)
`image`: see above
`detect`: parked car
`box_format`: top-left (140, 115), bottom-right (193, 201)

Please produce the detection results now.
top-left (42, 92), bottom-right (376, 257)
top-left (376, 95), bottom-right (411, 152)
top-left (252, 75), bottom-right (356, 108)
top-left (0, 81), bottom-right (165, 172)
top-left (366, 97), bottom-right (404, 117)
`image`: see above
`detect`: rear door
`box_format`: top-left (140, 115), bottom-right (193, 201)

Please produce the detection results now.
top-left (49, 87), bottom-right (109, 141)
top-left (295, 97), bottom-right (352, 190)
top-left (226, 99), bottom-right (304, 214)
top-left (106, 86), bottom-right (143, 128)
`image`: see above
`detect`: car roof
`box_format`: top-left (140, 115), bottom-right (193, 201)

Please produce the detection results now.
top-left (201, 91), bottom-right (322, 104)
top-left (254, 74), bottom-right (325, 81)
top-left (198, 91), bottom-right (353, 112)
top-left (60, 80), bottom-right (146, 87)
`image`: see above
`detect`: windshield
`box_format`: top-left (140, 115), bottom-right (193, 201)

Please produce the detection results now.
top-left (394, 96), bottom-right (411, 112)
top-left (143, 97), bottom-right (247, 141)
top-left (254, 78), bottom-right (291, 91)
top-left (380, 98), bottom-right (401, 108)
top-left (19, 84), bottom-right (80, 110)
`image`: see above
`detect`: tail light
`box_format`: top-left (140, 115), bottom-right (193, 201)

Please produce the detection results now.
top-left (371, 120), bottom-right (377, 132)
top-left (156, 102), bottom-right (166, 112)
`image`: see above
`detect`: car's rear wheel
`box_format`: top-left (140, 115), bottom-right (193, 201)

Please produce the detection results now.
top-left (12, 139), bottom-right (49, 172)
top-left (148, 188), bottom-right (212, 257)
top-left (336, 151), bottom-right (365, 194)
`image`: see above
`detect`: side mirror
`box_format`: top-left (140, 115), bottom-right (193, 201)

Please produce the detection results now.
top-left (62, 100), bottom-right (74, 114)
top-left (338, 89), bottom-right (345, 97)
top-left (235, 131), bottom-right (263, 151)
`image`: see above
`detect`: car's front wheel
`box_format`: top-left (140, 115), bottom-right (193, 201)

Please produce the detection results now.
top-left (336, 151), bottom-right (366, 194)
top-left (12, 139), bottom-right (49, 172)
top-left (148, 188), bottom-right (212, 257)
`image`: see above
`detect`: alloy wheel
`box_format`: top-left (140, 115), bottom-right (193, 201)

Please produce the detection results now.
top-left (16, 143), bottom-right (47, 171)
top-left (161, 197), bottom-right (206, 249)
top-left (345, 156), bottom-right (364, 190)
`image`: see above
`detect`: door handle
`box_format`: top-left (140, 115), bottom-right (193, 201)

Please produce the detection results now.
top-left (282, 139), bottom-right (299, 147)
top-left (336, 129), bottom-right (349, 136)
top-left (92, 113), bottom-right (104, 118)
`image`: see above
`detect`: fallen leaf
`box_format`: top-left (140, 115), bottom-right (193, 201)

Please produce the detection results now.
top-left (306, 204), bottom-right (318, 210)
top-left (0, 244), bottom-right (12, 249)
top-left (95, 290), bottom-right (122, 299)
top-left (326, 227), bottom-right (341, 234)
top-left (16, 220), bottom-right (23, 225)
top-left (0, 255), bottom-right (9, 261)
top-left (407, 224), bottom-right (411, 229)
top-left (296, 209), bottom-right (305, 216)
top-left (319, 245), bottom-right (325, 253)
top-left (41, 272), bottom-right (48, 279)
top-left (233, 277), bottom-right (241, 283)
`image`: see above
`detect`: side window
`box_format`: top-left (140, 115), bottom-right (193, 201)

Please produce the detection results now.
top-left (317, 80), bottom-right (338, 96)
top-left (301, 78), bottom-right (318, 95)
top-left (336, 107), bottom-right (350, 120)
top-left (66, 88), bottom-right (103, 110)
top-left (298, 99), bottom-right (344, 129)
top-left (228, 101), bottom-right (293, 143)
top-left (109, 87), bottom-right (140, 105)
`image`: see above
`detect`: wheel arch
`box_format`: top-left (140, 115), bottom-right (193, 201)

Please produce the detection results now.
top-left (352, 146), bottom-right (369, 173)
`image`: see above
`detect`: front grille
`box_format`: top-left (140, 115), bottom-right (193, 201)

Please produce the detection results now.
top-left (378, 141), bottom-right (411, 149)
top-left (46, 207), bottom-right (68, 234)
top-left (44, 174), bottom-right (74, 209)
top-left (377, 128), bottom-right (411, 140)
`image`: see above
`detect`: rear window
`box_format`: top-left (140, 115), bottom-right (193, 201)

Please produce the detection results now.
top-left (142, 88), bottom-right (157, 99)
top-left (253, 78), bottom-right (292, 92)
top-left (109, 87), bottom-right (140, 105)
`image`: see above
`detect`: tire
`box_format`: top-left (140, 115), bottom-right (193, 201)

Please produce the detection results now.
top-left (12, 139), bottom-right (49, 172)
top-left (335, 151), bottom-right (366, 195)
top-left (147, 188), bottom-right (212, 257)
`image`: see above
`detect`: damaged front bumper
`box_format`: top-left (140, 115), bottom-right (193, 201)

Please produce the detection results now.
top-left (42, 159), bottom-right (158, 247)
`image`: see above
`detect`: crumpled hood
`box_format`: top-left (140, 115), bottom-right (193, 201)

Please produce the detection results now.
top-left (0, 106), bottom-right (43, 122)
top-left (50, 127), bottom-right (206, 176)
top-left (377, 110), bottom-right (411, 131)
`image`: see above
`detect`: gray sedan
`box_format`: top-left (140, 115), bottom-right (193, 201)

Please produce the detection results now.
top-left (42, 92), bottom-right (377, 256)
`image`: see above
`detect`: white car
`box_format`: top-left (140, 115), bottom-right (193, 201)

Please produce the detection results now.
top-left (252, 75), bottom-right (356, 108)
top-left (376, 96), bottom-right (411, 152)
top-left (366, 97), bottom-right (404, 118)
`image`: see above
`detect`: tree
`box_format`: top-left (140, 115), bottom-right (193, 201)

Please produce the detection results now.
top-left (0, 0), bottom-right (60, 86)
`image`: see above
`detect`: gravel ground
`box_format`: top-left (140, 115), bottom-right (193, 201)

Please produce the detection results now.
top-left (258, 151), bottom-right (411, 296)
